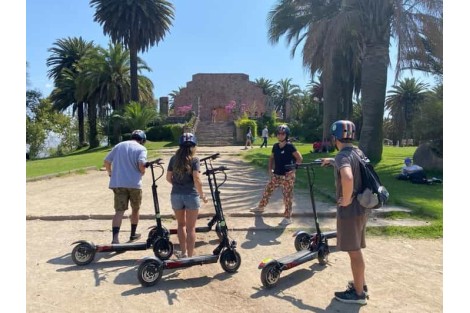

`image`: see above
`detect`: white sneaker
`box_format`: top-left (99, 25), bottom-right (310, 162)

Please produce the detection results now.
top-left (174, 251), bottom-right (187, 259)
top-left (279, 218), bottom-right (292, 225)
top-left (249, 206), bottom-right (265, 213)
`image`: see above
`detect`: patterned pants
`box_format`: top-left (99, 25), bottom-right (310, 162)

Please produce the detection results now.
top-left (258, 172), bottom-right (296, 218)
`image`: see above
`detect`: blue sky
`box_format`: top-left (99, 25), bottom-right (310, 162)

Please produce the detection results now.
top-left (26, 0), bottom-right (436, 101)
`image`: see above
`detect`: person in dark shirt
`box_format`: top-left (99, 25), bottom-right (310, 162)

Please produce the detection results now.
top-left (249, 125), bottom-right (302, 225)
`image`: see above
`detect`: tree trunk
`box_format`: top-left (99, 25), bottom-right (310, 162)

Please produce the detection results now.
top-left (358, 42), bottom-right (389, 162)
top-left (130, 43), bottom-right (139, 102)
top-left (77, 102), bottom-right (85, 146)
top-left (88, 103), bottom-right (99, 148)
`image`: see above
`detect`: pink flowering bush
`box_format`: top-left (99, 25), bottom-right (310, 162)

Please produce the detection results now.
top-left (176, 104), bottom-right (192, 116)
top-left (224, 100), bottom-right (236, 114)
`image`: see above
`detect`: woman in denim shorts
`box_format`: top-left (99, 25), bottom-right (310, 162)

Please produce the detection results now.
top-left (166, 133), bottom-right (208, 258)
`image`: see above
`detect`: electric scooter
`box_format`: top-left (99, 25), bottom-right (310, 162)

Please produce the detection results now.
top-left (166, 153), bottom-right (223, 240)
top-left (70, 158), bottom-right (174, 266)
top-left (136, 157), bottom-right (241, 287)
top-left (258, 161), bottom-right (336, 288)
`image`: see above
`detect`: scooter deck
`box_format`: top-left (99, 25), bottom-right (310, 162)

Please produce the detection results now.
top-left (164, 254), bottom-right (219, 269)
top-left (277, 249), bottom-right (319, 266)
top-left (96, 242), bottom-right (147, 252)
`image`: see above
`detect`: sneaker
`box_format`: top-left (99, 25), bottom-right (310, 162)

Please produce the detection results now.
top-left (347, 281), bottom-right (369, 299)
top-left (129, 233), bottom-right (141, 241)
top-left (279, 218), bottom-right (292, 226)
top-left (249, 206), bottom-right (265, 213)
top-left (111, 240), bottom-right (119, 244)
top-left (174, 251), bottom-right (188, 259)
top-left (335, 288), bottom-right (367, 305)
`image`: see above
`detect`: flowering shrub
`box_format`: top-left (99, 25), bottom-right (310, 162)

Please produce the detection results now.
top-left (176, 104), bottom-right (192, 116)
top-left (224, 100), bottom-right (236, 114)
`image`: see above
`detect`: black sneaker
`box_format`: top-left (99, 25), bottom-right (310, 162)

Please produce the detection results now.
top-left (347, 281), bottom-right (369, 299)
top-left (335, 288), bottom-right (367, 305)
top-left (129, 233), bottom-right (141, 241)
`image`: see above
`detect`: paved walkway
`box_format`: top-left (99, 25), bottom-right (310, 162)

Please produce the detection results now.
top-left (26, 145), bottom-right (424, 232)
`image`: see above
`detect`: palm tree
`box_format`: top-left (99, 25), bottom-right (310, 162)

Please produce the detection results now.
top-left (267, 0), bottom-right (442, 161)
top-left (112, 101), bottom-right (158, 131)
top-left (273, 78), bottom-right (301, 120)
top-left (47, 37), bottom-right (95, 146)
top-left (385, 77), bottom-right (429, 143)
top-left (77, 42), bottom-right (154, 145)
top-left (90, 0), bottom-right (174, 102)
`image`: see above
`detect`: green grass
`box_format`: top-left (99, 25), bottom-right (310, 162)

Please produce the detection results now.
top-left (26, 141), bottom-right (174, 178)
top-left (243, 143), bottom-right (443, 238)
top-left (26, 139), bottom-right (443, 238)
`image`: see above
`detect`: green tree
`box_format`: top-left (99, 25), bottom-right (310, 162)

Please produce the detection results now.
top-left (273, 78), bottom-right (301, 120)
top-left (90, 0), bottom-right (174, 102)
top-left (385, 77), bottom-right (429, 142)
top-left (47, 37), bottom-right (95, 146)
top-left (113, 101), bottom-right (158, 131)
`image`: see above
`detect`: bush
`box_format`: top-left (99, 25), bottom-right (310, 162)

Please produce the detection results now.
top-left (146, 125), bottom-right (173, 141)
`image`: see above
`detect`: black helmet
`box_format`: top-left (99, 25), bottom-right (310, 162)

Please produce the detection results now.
top-left (179, 132), bottom-right (197, 147)
top-left (131, 130), bottom-right (146, 144)
top-left (330, 120), bottom-right (355, 141)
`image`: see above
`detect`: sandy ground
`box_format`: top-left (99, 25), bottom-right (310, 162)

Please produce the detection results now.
top-left (26, 147), bottom-right (442, 312)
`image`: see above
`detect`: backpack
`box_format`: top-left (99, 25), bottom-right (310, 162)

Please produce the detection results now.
top-left (352, 149), bottom-right (390, 209)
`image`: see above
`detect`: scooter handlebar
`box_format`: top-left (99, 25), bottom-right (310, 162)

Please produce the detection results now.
top-left (285, 161), bottom-right (322, 170)
top-left (203, 165), bottom-right (229, 175)
top-left (145, 158), bottom-right (164, 168)
top-left (200, 153), bottom-right (220, 162)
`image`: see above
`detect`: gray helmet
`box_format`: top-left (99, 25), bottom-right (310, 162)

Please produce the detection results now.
top-left (131, 130), bottom-right (146, 144)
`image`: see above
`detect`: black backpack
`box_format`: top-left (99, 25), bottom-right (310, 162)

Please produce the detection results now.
top-left (352, 149), bottom-right (390, 209)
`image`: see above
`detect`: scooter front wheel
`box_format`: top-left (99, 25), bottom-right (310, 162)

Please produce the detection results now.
top-left (220, 249), bottom-right (241, 273)
top-left (138, 259), bottom-right (163, 287)
top-left (260, 262), bottom-right (281, 289)
top-left (71, 242), bottom-right (96, 266)
top-left (153, 238), bottom-right (173, 260)
top-left (317, 244), bottom-right (329, 266)
top-left (294, 233), bottom-right (311, 251)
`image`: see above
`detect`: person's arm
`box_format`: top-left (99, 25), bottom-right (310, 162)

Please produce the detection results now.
top-left (320, 158), bottom-right (335, 167)
top-left (139, 162), bottom-right (146, 176)
top-left (166, 170), bottom-right (173, 185)
top-left (193, 170), bottom-right (208, 203)
top-left (104, 160), bottom-right (112, 177)
top-left (268, 153), bottom-right (274, 175)
top-left (293, 150), bottom-right (303, 165)
top-left (339, 166), bottom-right (354, 207)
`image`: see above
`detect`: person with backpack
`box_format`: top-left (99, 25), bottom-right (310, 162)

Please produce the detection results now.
top-left (319, 120), bottom-right (368, 305)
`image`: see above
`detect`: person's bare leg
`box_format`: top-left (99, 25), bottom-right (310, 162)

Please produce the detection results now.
top-left (174, 209), bottom-right (187, 255)
top-left (348, 250), bottom-right (365, 295)
top-left (130, 207), bottom-right (139, 225)
top-left (112, 211), bottom-right (125, 243)
top-left (185, 209), bottom-right (199, 257)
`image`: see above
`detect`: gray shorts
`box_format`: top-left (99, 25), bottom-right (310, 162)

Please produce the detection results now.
top-left (171, 193), bottom-right (200, 210)
top-left (336, 202), bottom-right (368, 251)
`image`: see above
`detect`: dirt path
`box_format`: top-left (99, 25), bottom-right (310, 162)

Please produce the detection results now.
top-left (26, 148), bottom-right (441, 312)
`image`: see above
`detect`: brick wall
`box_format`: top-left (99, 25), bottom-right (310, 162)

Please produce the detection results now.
top-left (173, 73), bottom-right (267, 122)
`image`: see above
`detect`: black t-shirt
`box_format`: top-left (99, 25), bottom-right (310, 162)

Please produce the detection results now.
top-left (271, 142), bottom-right (297, 175)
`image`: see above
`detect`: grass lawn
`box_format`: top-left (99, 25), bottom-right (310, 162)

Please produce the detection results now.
top-left (26, 139), bottom-right (443, 238)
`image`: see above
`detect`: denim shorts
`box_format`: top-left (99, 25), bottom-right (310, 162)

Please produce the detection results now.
top-left (171, 193), bottom-right (200, 210)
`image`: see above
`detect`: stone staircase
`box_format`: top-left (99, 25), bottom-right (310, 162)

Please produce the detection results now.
top-left (195, 121), bottom-right (236, 146)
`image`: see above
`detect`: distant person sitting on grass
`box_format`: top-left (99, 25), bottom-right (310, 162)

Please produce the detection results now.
top-left (396, 157), bottom-right (441, 184)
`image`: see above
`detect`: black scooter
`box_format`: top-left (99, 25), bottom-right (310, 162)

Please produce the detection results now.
top-left (70, 158), bottom-right (174, 266)
top-left (167, 153), bottom-right (223, 240)
top-left (136, 157), bottom-right (241, 287)
top-left (258, 161), bottom-right (337, 288)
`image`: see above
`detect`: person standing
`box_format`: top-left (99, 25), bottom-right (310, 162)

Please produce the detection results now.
top-left (104, 130), bottom-right (147, 244)
top-left (260, 125), bottom-right (269, 148)
top-left (211, 107), bottom-right (217, 123)
top-left (320, 120), bottom-right (368, 305)
top-left (245, 126), bottom-right (253, 149)
top-left (166, 133), bottom-right (208, 258)
top-left (249, 125), bottom-right (303, 225)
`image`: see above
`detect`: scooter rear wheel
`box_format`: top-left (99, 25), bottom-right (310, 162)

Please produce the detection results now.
top-left (153, 238), bottom-right (173, 260)
top-left (220, 249), bottom-right (241, 273)
top-left (71, 242), bottom-right (96, 266)
top-left (294, 233), bottom-right (311, 251)
top-left (317, 244), bottom-right (329, 266)
top-left (260, 262), bottom-right (281, 289)
top-left (138, 259), bottom-right (163, 287)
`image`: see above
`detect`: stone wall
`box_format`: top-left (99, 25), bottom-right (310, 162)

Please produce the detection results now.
top-left (173, 73), bottom-right (267, 122)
